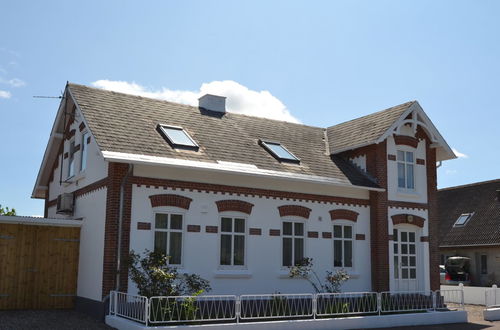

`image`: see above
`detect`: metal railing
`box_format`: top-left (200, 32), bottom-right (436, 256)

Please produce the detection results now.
top-left (485, 288), bottom-right (500, 308)
top-left (109, 289), bottom-right (464, 326)
top-left (239, 293), bottom-right (313, 320)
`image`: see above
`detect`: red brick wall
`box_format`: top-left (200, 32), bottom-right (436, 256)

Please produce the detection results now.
top-left (329, 209), bottom-right (359, 222)
top-left (215, 200), bottom-right (254, 214)
top-left (277, 205), bottom-right (311, 218)
top-left (149, 194), bottom-right (192, 209)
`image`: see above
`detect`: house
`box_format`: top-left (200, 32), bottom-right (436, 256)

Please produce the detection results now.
top-left (439, 179), bottom-right (500, 286)
top-left (30, 82), bottom-right (455, 317)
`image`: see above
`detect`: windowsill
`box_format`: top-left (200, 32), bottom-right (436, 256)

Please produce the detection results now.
top-left (277, 269), bottom-right (295, 279)
top-left (63, 175), bottom-right (75, 187)
top-left (333, 269), bottom-right (360, 279)
top-left (213, 269), bottom-right (252, 278)
top-left (396, 189), bottom-right (419, 199)
top-left (73, 171), bottom-right (86, 182)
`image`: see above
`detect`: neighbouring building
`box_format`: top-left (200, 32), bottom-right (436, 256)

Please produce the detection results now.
top-left (439, 179), bottom-right (500, 286)
top-left (29, 83), bottom-right (455, 316)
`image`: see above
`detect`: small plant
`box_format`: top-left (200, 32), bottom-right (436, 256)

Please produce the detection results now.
top-left (0, 205), bottom-right (16, 216)
top-left (288, 257), bottom-right (349, 293)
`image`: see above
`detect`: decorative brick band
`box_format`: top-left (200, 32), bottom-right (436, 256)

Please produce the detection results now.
top-left (149, 194), bottom-right (192, 209)
top-left (329, 209), bottom-right (359, 222)
top-left (206, 225), bottom-right (218, 233)
top-left (394, 135), bottom-right (418, 148)
top-left (47, 198), bottom-right (58, 208)
top-left (391, 214), bottom-right (425, 228)
top-left (278, 205), bottom-right (311, 219)
top-left (64, 152), bottom-right (69, 159)
top-left (249, 228), bottom-right (262, 235)
top-left (137, 222), bottom-right (151, 230)
top-left (87, 136), bottom-right (91, 144)
top-left (416, 158), bottom-right (425, 165)
top-left (387, 154), bottom-right (396, 161)
top-left (129, 176), bottom-right (371, 207)
top-left (389, 201), bottom-right (428, 210)
top-left (215, 200), bottom-right (254, 214)
top-left (74, 144), bottom-right (81, 152)
top-left (269, 229), bottom-right (280, 236)
top-left (46, 177), bottom-right (108, 208)
top-left (79, 122), bottom-right (86, 132)
top-left (66, 129), bottom-right (76, 140)
top-left (187, 225), bottom-right (201, 232)
top-left (307, 231), bottom-right (319, 238)
top-left (356, 234), bottom-right (366, 240)
top-left (322, 232), bottom-right (332, 239)
top-left (420, 236), bottom-right (429, 242)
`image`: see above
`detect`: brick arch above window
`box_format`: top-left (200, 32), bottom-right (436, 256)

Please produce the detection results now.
top-left (391, 214), bottom-right (425, 228)
top-left (329, 209), bottom-right (359, 222)
top-left (149, 194), bottom-right (192, 209)
top-left (394, 134), bottom-right (419, 148)
top-left (215, 200), bottom-right (254, 214)
top-left (278, 205), bottom-right (311, 219)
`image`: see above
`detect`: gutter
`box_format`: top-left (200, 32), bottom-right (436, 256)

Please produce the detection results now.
top-left (116, 164), bottom-right (133, 291)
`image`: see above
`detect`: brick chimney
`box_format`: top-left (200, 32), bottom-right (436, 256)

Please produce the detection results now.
top-left (198, 94), bottom-right (226, 113)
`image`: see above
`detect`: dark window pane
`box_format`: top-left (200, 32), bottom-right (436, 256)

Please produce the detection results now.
top-left (170, 214), bottom-right (183, 230)
top-left (282, 238), bottom-right (292, 266)
top-left (410, 268), bottom-right (416, 279)
top-left (409, 232), bottom-right (415, 242)
top-left (334, 240), bottom-right (342, 267)
top-left (409, 256), bottom-right (416, 267)
top-left (294, 238), bottom-right (304, 265)
top-left (169, 232), bottom-right (182, 264)
top-left (397, 150), bottom-right (405, 161)
top-left (283, 222), bottom-right (293, 236)
top-left (333, 225), bottom-right (342, 238)
top-left (394, 256), bottom-right (399, 278)
top-left (344, 226), bottom-right (352, 239)
top-left (398, 163), bottom-right (406, 188)
top-left (402, 268), bottom-right (409, 279)
top-left (407, 164), bottom-right (414, 189)
top-left (155, 214), bottom-right (168, 229)
top-left (402, 256), bottom-right (408, 267)
top-left (220, 235), bottom-right (231, 265)
top-left (154, 231), bottom-right (168, 255)
top-left (406, 151), bottom-right (414, 163)
top-left (294, 222), bottom-right (304, 236)
top-left (234, 218), bottom-right (245, 233)
top-left (344, 241), bottom-right (352, 267)
top-left (393, 229), bottom-right (398, 241)
top-left (394, 243), bottom-right (398, 254)
top-left (401, 232), bottom-right (408, 242)
top-left (402, 244), bottom-right (408, 254)
top-left (221, 217), bottom-right (232, 232)
top-left (234, 235), bottom-right (245, 265)
top-left (409, 244), bottom-right (415, 254)
top-left (481, 255), bottom-right (488, 274)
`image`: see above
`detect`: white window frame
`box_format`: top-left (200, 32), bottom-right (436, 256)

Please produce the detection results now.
top-left (453, 212), bottom-right (474, 227)
top-left (218, 213), bottom-right (247, 270)
top-left (332, 221), bottom-right (355, 270)
top-left (281, 218), bottom-right (306, 268)
top-left (67, 139), bottom-right (76, 179)
top-left (158, 124), bottom-right (199, 149)
top-left (80, 131), bottom-right (89, 172)
top-left (152, 210), bottom-right (185, 267)
top-left (397, 148), bottom-right (416, 191)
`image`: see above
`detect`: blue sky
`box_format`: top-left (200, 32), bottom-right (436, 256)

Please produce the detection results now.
top-left (1, 1), bottom-right (498, 216)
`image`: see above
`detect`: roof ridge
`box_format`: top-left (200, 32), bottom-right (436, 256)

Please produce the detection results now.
top-left (438, 178), bottom-right (500, 191)
top-left (67, 82), bottom-right (323, 130)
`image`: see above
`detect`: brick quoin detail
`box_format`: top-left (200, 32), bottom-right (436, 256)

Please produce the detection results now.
top-left (206, 226), bottom-right (218, 233)
top-left (215, 200), bottom-right (254, 214)
top-left (420, 236), bottom-right (429, 242)
top-left (307, 231), bottom-right (319, 238)
top-left (149, 194), bottom-right (192, 209)
top-left (394, 135), bottom-right (419, 148)
top-left (329, 209), bottom-right (359, 222)
top-left (66, 129), bottom-right (76, 140)
top-left (388, 201), bottom-right (428, 210)
top-left (187, 225), bottom-right (201, 232)
top-left (63, 152), bottom-right (68, 159)
top-left (387, 154), bottom-right (396, 161)
top-left (137, 222), bottom-right (151, 230)
top-left (356, 234), bottom-right (366, 240)
top-left (79, 122), bottom-right (86, 132)
top-left (74, 144), bottom-right (81, 152)
top-left (46, 178), bottom-right (108, 209)
top-left (269, 229), bottom-right (280, 236)
top-left (322, 232), bottom-right (332, 239)
top-left (278, 205), bottom-right (311, 219)
top-left (416, 158), bottom-right (426, 165)
top-left (391, 214), bottom-right (425, 228)
top-left (249, 228), bottom-right (262, 235)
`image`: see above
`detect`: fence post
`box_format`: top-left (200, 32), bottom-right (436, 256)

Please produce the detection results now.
top-left (236, 296), bottom-right (240, 324)
top-left (459, 283), bottom-right (464, 310)
top-left (312, 294), bottom-right (317, 319)
top-left (114, 291), bottom-right (118, 316)
top-left (432, 291), bottom-right (436, 311)
top-left (144, 297), bottom-right (149, 327)
top-left (377, 292), bottom-right (382, 315)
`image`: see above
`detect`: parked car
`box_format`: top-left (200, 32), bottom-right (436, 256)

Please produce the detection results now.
top-left (444, 256), bottom-right (471, 285)
top-left (439, 265), bottom-right (446, 284)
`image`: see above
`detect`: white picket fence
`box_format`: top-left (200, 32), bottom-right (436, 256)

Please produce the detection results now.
top-left (109, 289), bottom-right (464, 326)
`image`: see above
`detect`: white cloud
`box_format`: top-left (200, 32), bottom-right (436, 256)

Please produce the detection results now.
top-left (91, 79), bottom-right (300, 123)
top-left (0, 77), bottom-right (25, 87)
top-left (452, 148), bottom-right (468, 159)
top-left (0, 90), bottom-right (11, 99)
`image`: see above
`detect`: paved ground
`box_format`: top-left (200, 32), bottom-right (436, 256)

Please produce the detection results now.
top-left (0, 305), bottom-right (498, 329)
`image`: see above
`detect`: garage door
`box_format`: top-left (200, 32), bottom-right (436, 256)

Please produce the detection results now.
top-left (0, 223), bottom-right (80, 310)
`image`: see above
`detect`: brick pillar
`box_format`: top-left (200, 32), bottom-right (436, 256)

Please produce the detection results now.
top-left (426, 143), bottom-right (440, 290)
top-left (102, 162), bottom-right (132, 298)
top-left (366, 141), bottom-right (390, 292)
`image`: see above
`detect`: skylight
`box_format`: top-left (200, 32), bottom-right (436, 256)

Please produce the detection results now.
top-left (453, 213), bottom-right (473, 227)
top-left (260, 140), bottom-right (300, 163)
top-left (158, 124), bottom-right (198, 150)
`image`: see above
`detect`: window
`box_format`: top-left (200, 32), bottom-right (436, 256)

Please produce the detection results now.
top-left (260, 140), bottom-right (300, 163)
top-left (80, 131), bottom-right (89, 172)
top-left (154, 213), bottom-right (183, 265)
top-left (453, 213), bottom-right (473, 227)
top-left (67, 140), bottom-right (76, 178)
top-left (481, 255), bottom-right (488, 274)
top-left (220, 217), bottom-right (245, 266)
top-left (158, 124), bottom-right (198, 149)
top-left (333, 224), bottom-right (353, 268)
top-left (397, 150), bottom-right (415, 189)
top-left (282, 221), bottom-right (304, 266)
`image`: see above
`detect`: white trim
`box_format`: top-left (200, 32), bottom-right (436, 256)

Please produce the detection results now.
top-left (0, 215), bottom-right (82, 227)
top-left (101, 150), bottom-right (385, 192)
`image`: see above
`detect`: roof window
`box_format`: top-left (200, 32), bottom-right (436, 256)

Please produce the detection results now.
top-left (453, 213), bottom-right (473, 227)
top-left (158, 124), bottom-right (198, 150)
top-left (260, 140), bottom-right (300, 163)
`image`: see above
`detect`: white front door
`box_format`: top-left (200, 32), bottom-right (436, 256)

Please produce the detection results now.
top-left (393, 228), bottom-right (418, 291)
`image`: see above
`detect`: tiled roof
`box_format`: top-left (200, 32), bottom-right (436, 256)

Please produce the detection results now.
top-left (438, 179), bottom-right (500, 247)
top-left (326, 101), bottom-right (415, 153)
top-left (68, 83), bottom-right (381, 188)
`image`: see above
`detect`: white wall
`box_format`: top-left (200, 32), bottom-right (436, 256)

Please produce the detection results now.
top-left (128, 185), bottom-right (372, 296)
